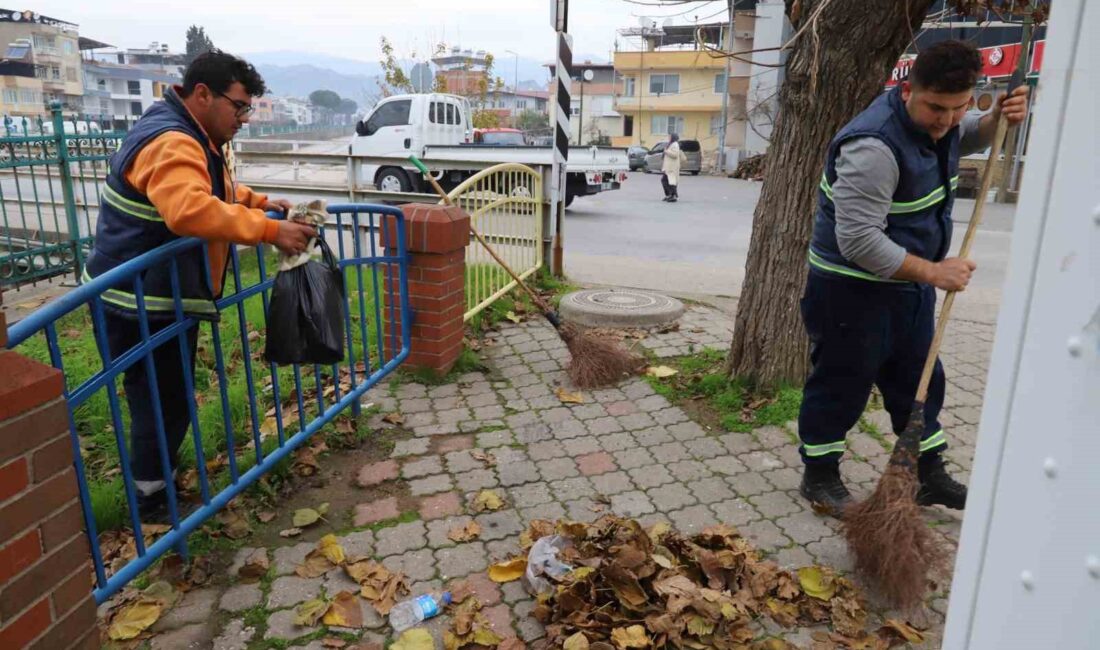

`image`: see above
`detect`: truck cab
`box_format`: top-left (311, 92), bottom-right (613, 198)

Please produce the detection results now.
top-left (353, 93), bottom-right (471, 192)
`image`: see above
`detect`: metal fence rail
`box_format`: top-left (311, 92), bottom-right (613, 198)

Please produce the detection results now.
top-left (5, 205), bottom-right (411, 604)
top-left (448, 163), bottom-right (543, 321)
top-left (0, 102), bottom-right (124, 286)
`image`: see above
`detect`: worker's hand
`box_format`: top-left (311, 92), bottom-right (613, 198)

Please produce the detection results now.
top-left (930, 257), bottom-right (977, 291)
top-left (994, 85), bottom-right (1029, 127)
top-left (273, 220), bottom-right (316, 256)
top-left (263, 198), bottom-right (294, 215)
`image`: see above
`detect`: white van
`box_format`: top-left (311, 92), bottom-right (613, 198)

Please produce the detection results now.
top-left (353, 93), bottom-right (472, 192)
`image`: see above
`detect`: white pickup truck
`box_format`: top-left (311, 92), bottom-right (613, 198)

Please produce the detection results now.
top-left (349, 93), bottom-right (628, 206)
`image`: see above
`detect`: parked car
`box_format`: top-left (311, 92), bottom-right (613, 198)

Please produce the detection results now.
top-left (644, 139), bottom-right (702, 175)
top-left (627, 145), bottom-right (648, 171)
top-left (472, 128), bottom-right (527, 145)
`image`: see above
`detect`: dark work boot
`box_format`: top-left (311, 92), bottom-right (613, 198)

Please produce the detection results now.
top-left (800, 462), bottom-right (853, 517)
top-left (916, 454), bottom-right (967, 510)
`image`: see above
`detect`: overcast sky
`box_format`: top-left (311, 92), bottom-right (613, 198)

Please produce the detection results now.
top-left (36, 0), bottom-right (730, 64)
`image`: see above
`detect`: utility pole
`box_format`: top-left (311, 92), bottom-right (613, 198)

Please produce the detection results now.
top-left (717, 1), bottom-right (734, 173)
top-left (577, 73), bottom-right (584, 145)
top-left (996, 11), bottom-right (1033, 203)
top-left (506, 49), bottom-right (520, 126)
top-left (550, 0), bottom-right (571, 277)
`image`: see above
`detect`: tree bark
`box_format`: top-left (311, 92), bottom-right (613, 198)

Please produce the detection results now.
top-left (727, 0), bottom-right (936, 387)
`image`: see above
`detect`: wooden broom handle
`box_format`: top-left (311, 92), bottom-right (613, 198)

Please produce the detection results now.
top-left (915, 115), bottom-right (1011, 402)
top-left (419, 169), bottom-right (555, 316)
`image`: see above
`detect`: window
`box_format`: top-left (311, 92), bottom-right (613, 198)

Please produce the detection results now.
top-left (623, 76), bottom-right (635, 97)
top-left (570, 102), bottom-right (580, 116)
top-left (66, 67), bottom-right (77, 82)
top-left (714, 73), bottom-right (727, 93)
top-left (3, 89), bottom-right (18, 104)
top-left (97, 78), bottom-right (107, 90)
top-left (128, 80), bottom-right (141, 96)
top-left (365, 99), bottom-right (411, 134)
top-left (131, 102), bottom-right (143, 116)
top-left (51, 66), bottom-right (61, 80)
top-left (649, 74), bottom-right (679, 95)
top-left (429, 101), bottom-right (442, 123)
top-left (445, 103), bottom-right (455, 125)
top-left (623, 115), bottom-right (633, 137)
top-left (710, 115), bottom-right (722, 135)
top-left (62, 39), bottom-right (75, 55)
top-left (651, 115), bottom-right (685, 135)
top-left (100, 99), bottom-right (110, 113)
top-left (32, 34), bottom-right (56, 51)
top-left (19, 89), bottom-right (38, 105)
top-left (5, 44), bottom-right (29, 58)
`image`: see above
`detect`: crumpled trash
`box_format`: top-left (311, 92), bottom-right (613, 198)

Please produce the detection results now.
top-left (263, 199), bottom-right (346, 365)
top-left (522, 535), bottom-right (573, 595)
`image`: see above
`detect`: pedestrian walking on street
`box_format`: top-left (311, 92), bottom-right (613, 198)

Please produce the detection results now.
top-left (661, 133), bottom-right (687, 202)
top-left (84, 50), bottom-right (316, 521)
top-left (795, 40), bottom-right (1029, 515)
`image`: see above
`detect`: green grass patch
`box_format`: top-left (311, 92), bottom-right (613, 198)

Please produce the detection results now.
top-left (644, 349), bottom-right (803, 434)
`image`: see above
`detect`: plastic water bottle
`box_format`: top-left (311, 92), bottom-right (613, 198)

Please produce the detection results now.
top-left (389, 591), bottom-right (452, 632)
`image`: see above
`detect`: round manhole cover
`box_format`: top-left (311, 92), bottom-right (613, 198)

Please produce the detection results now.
top-left (559, 289), bottom-right (685, 328)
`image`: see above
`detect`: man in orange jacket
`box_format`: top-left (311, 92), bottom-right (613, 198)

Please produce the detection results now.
top-left (85, 50), bottom-right (315, 519)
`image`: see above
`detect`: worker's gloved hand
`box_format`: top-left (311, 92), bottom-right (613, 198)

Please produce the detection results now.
top-left (273, 220), bottom-right (317, 256)
top-left (930, 257), bottom-right (977, 291)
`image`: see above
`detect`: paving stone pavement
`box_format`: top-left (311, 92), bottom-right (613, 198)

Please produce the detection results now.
top-left (130, 304), bottom-right (990, 648)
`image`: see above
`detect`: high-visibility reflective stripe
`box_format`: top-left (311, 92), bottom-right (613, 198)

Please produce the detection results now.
top-left (807, 248), bottom-right (906, 284)
top-left (81, 268), bottom-right (217, 315)
top-left (802, 440), bottom-right (847, 457)
top-left (919, 429), bottom-right (947, 453)
top-left (819, 174), bottom-right (959, 214)
top-left (103, 184), bottom-right (162, 222)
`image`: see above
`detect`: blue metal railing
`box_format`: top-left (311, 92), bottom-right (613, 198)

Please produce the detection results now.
top-left (5, 204), bottom-right (411, 604)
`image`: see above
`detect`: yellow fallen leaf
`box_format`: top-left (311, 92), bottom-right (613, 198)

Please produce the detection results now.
top-left (878, 619), bottom-right (926, 644)
top-left (293, 507), bottom-right (323, 527)
top-left (505, 311), bottom-right (523, 324)
top-left (295, 597), bottom-right (330, 626)
top-left (564, 631), bottom-right (590, 650)
top-left (797, 566), bottom-right (837, 601)
top-left (571, 566), bottom-right (595, 581)
top-left (392, 628), bottom-right (435, 650)
top-left (472, 489), bottom-right (505, 512)
top-left (488, 557), bottom-right (528, 583)
top-left (448, 521), bottom-right (482, 542)
top-left (646, 365), bottom-right (679, 378)
top-left (610, 624), bottom-right (650, 649)
top-left (259, 416), bottom-right (278, 439)
top-left (322, 591), bottom-right (364, 628)
top-left (555, 387), bottom-right (586, 404)
top-left (319, 534), bottom-right (346, 566)
top-left (108, 599), bottom-right (162, 640)
top-left (472, 626), bottom-right (504, 646)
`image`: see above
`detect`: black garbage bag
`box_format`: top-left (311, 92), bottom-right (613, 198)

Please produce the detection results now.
top-left (264, 237), bottom-right (346, 365)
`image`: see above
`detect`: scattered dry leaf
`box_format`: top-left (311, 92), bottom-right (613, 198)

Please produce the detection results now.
top-left (295, 597), bottom-right (329, 626)
top-left (238, 549), bottom-right (270, 582)
top-left (280, 527), bottom-right (303, 538)
top-left (877, 619), bottom-right (925, 645)
top-left (488, 557), bottom-right (527, 583)
top-left (505, 311), bottom-right (523, 324)
top-left (293, 503), bottom-right (328, 528)
top-left (293, 448), bottom-right (321, 476)
top-left (382, 412), bottom-right (405, 425)
top-left (610, 625), bottom-right (650, 648)
top-left (645, 365), bottom-right (678, 378)
top-left (470, 449), bottom-right (497, 466)
top-left (107, 599), bottom-right (162, 640)
top-left (257, 510), bottom-right (277, 523)
top-left (555, 387), bottom-right (586, 404)
top-left (217, 509), bottom-right (252, 539)
top-left (322, 591), bottom-right (364, 628)
top-left (798, 566), bottom-right (837, 601)
top-left (448, 521), bottom-right (482, 542)
top-left (322, 637), bottom-right (347, 648)
top-left (391, 628), bottom-right (434, 650)
top-left (564, 632), bottom-right (590, 650)
top-left (259, 416), bottom-right (279, 439)
top-left (472, 489), bottom-right (506, 512)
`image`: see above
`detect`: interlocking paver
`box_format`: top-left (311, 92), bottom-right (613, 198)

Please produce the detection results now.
top-left (527, 440), bottom-right (566, 460)
top-left (563, 436), bottom-right (602, 456)
top-left (272, 542), bottom-right (312, 575)
top-left (266, 576), bottom-right (321, 609)
top-left (687, 476), bottom-right (736, 504)
top-left (611, 490), bottom-right (656, 517)
top-left (515, 422), bottom-right (554, 443)
top-left (775, 511), bottom-right (834, 546)
top-left (711, 497), bottom-right (762, 527)
top-left (436, 542), bottom-right (489, 579)
top-left (617, 412), bottom-right (657, 431)
top-left (726, 472), bottom-right (774, 497)
top-left (454, 468), bottom-right (499, 492)
top-left (477, 429), bottom-right (513, 448)
top-left (427, 515), bottom-right (474, 549)
top-left (521, 501), bottom-right (568, 522)
top-left (551, 418), bottom-right (588, 439)
top-left (669, 504), bottom-right (719, 534)
top-left (445, 449), bottom-right (484, 473)
top-left (357, 459), bottom-right (399, 486)
top-left (668, 421), bottom-right (707, 441)
top-left (598, 431), bottom-right (638, 452)
top-left (498, 460), bottom-right (540, 486)
top-left (668, 459), bottom-right (712, 482)
top-left (587, 416), bottom-right (624, 435)
top-left (391, 438), bottom-right (431, 458)
top-left (628, 464), bottom-right (674, 489)
top-left (650, 441), bottom-right (692, 462)
top-left (589, 471), bottom-right (634, 496)
top-left (653, 408), bottom-right (689, 426)
top-left (374, 520), bottom-right (428, 557)
top-left (740, 519), bottom-right (792, 553)
top-left (741, 450), bottom-right (786, 472)
top-left (685, 436), bottom-right (727, 459)
top-left (509, 482), bottom-right (554, 508)
top-left (549, 476), bottom-right (595, 501)
top-left (647, 482), bottom-right (696, 511)
top-left (749, 491), bottom-right (802, 519)
top-left (219, 584), bottom-right (261, 613)
top-left (613, 447), bottom-right (655, 470)
top-left (382, 548), bottom-right (437, 582)
top-left (402, 455), bottom-right (444, 478)
top-left (419, 492), bottom-right (463, 520)
top-left (475, 510), bottom-right (524, 540)
top-left (409, 473), bottom-right (454, 495)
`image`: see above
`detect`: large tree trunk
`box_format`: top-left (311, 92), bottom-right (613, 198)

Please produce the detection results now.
top-left (727, 0), bottom-right (936, 386)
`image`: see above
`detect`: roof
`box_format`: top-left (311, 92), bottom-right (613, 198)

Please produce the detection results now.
top-left (78, 36), bottom-right (113, 50)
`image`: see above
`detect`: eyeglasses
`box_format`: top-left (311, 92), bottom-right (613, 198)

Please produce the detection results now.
top-left (213, 90), bottom-right (254, 118)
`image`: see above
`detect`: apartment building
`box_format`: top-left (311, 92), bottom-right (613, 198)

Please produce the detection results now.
top-left (0, 9), bottom-right (84, 119)
top-left (81, 61), bottom-right (177, 129)
top-left (548, 62), bottom-right (619, 144)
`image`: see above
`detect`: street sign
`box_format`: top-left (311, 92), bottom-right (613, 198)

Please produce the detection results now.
top-left (551, 0), bottom-right (568, 32)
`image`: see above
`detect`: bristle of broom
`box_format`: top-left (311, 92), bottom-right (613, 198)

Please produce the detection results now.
top-left (560, 322), bottom-right (644, 389)
top-left (842, 445), bottom-right (947, 610)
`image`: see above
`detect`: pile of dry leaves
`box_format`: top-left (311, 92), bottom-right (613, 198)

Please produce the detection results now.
top-left (507, 516), bottom-right (925, 650)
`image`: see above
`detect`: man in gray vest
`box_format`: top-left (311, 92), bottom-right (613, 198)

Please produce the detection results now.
top-left (797, 40), bottom-right (1029, 514)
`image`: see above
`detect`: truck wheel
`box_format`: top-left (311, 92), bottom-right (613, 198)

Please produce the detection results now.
top-left (691, 171), bottom-right (700, 176)
top-left (375, 167), bottom-right (412, 193)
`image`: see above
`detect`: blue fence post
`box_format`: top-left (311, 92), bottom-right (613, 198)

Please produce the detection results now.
top-left (51, 101), bottom-right (84, 284)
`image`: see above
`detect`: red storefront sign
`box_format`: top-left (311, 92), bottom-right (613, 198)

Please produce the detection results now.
top-left (886, 40), bottom-right (1045, 87)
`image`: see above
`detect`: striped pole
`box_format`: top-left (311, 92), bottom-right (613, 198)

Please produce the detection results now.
top-left (551, 31), bottom-right (572, 277)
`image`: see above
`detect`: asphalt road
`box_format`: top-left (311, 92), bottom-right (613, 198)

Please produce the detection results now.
top-left (564, 171), bottom-right (1018, 324)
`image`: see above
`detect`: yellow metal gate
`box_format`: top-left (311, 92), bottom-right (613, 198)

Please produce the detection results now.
top-left (444, 163), bottom-right (543, 321)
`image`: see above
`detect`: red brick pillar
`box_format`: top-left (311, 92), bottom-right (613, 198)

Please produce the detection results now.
top-left (0, 291), bottom-right (98, 649)
top-left (383, 203), bottom-right (470, 375)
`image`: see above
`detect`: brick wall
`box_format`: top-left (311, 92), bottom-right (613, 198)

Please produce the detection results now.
top-left (382, 203), bottom-right (471, 375)
top-left (0, 291), bottom-right (98, 649)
